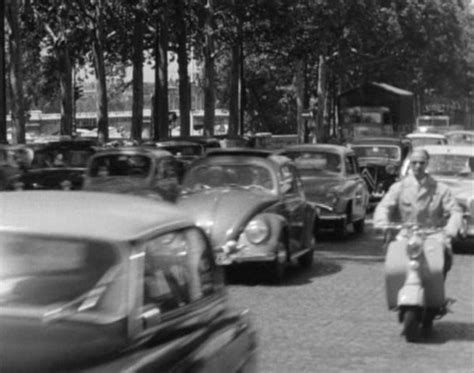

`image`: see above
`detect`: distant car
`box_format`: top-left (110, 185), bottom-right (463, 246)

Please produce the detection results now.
top-left (399, 145), bottom-right (474, 243)
top-left (178, 148), bottom-right (317, 283)
top-left (83, 147), bottom-right (180, 202)
top-left (279, 144), bottom-right (370, 237)
top-left (445, 130), bottom-right (474, 146)
top-left (405, 132), bottom-right (447, 147)
top-left (349, 137), bottom-right (410, 208)
top-left (0, 191), bottom-right (257, 372)
top-left (11, 140), bottom-right (97, 190)
top-left (0, 144), bottom-right (32, 190)
top-left (165, 136), bottom-right (221, 151)
top-left (143, 140), bottom-right (205, 182)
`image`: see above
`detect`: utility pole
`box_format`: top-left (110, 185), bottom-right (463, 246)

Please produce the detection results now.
top-left (0, 0), bottom-right (7, 143)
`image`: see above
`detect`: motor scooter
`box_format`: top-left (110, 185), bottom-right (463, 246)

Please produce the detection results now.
top-left (384, 224), bottom-right (450, 342)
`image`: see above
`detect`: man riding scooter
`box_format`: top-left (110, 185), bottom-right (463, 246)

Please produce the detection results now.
top-left (373, 148), bottom-right (463, 341)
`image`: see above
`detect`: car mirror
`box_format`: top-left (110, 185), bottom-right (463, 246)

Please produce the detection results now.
top-left (140, 305), bottom-right (161, 329)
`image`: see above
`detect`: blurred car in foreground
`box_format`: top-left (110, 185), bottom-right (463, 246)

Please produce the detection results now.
top-left (405, 132), bottom-right (447, 147)
top-left (400, 145), bottom-right (474, 245)
top-left (11, 140), bottom-right (97, 190)
top-left (349, 137), bottom-right (410, 208)
top-left (0, 191), bottom-right (257, 372)
top-left (279, 144), bottom-right (369, 237)
top-left (178, 149), bottom-right (317, 283)
top-left (83, 147), bottom-right (180, 202)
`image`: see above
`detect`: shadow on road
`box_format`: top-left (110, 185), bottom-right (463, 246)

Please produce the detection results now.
top-left (224, 259), bottom-right (343, 287)
top-left (417, 321), bottom-right (474, 344)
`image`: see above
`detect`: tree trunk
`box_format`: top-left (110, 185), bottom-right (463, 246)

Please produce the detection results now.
top-left (57, 45), bottom-right (73, 136)
top-left (294, 59), bottom-right (305, 144)
top-left (93, 0), bottom-right (108, 143)
top-left (0, 2), bottom-right (7, 143)
top-left (203, 0), bottom-right (215, 136)
top-left (175, 0), bottom-right (190, 137)
top-left (228, 42), bottom-right (240, 136)
top-left (316, 55), bottom-right (328, 142)
top-left (131, 8), bottom-right (144, 142)
top-left (6, 0), bottom-right (25, 144)
top-left (153, 0), bottom-right (169, 140)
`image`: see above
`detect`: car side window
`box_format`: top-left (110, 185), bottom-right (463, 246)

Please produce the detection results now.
top-left (345, 156), bottom-right (356, 175)
top-left (142, 228), bottom-right (219, 315)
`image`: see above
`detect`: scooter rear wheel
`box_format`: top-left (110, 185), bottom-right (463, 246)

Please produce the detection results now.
top-left (403, 309), bottom-right (419, 342)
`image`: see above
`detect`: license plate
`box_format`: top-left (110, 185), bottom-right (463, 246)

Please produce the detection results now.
top-left (215, 252), bottom-right (232, 265)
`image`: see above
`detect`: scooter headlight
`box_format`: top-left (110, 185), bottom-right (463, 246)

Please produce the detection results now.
top-left (406, 235), bottom-right (423, 258)
top-left (245, 218), bottom-right (270, 244)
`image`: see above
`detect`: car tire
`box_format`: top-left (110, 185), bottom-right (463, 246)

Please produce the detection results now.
top-left (353, 218), bottom-right (365, 234)
top-left (269, 239), bottom-right (286, 284)
top-left (298, 235), bottom-right (315, 268)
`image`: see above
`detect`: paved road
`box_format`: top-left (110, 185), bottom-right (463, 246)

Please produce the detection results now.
top-left (227, 220), bottom-right (474, 373)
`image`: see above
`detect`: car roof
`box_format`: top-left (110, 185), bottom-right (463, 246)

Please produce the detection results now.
top-left (406, 133), bottom-right (446, 139)
top-left (0, 191), bottom-right (191, 241)
top-left (415, 145), bottom-right (473, 156)
top-left (196, 147), bottom-right (291, 167)
top-left (350, 137), bottom-right (404, 145)
top-left (279, 144), bottom-right (353, 155)
top-left (92, 147), bottom-right (173, 158)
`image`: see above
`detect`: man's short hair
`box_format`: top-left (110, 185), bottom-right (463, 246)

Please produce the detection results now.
top-left (410, 148), bottom-right (430, 161)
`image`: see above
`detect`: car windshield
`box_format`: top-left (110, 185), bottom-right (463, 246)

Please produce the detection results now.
top-left (351, 145), bottom-right (400, 161)
top-left (0, 234), bottom-right (118, 308)
top-left (427, 154), bottom-right (474, 178)
top-left (446, 133), bottom-right (474, 146)
top-left (282, 151), bottom-right (342, 176)
top-left (184, 163), bottom-right (274, 191)
top-left (89, 154), bottom-right (152, 177)
top-left (31, 149), bottom-right (94, 169)
top-left (417, 118), bottom-right (449, 127)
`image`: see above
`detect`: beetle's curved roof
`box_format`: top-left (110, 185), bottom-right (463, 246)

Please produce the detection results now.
top-left (0, 191), bottom-right (191, 241)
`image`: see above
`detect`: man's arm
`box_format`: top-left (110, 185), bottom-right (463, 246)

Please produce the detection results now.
top-left (441, 185), bottom-right (463, 238)
top-left (373, 181), bottom-right (402, 229)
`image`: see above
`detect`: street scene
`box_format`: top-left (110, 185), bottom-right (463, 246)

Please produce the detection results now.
top-left (228, 220), bottom-right (474, 373)
top-left (1, 1), bottom-right (474, 372)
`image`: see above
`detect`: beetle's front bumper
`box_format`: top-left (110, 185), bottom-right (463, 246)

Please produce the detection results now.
top-left (215, 241), bottom-right (279, 266)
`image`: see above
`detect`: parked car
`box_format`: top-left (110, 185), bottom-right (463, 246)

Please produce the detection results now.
top-left (405, 132), bottom-right (447, 147)
top-left (278, 144), bottom-right (369, 237)
top-left (10, 140), bottom-right (97, 190)
top-left (83, 147), bottom-right (180, 202)
top-left (0, 191), bottom-right (257, 372)
top-left (178, 148), bottom-right (317, 283)
top-left (399, 145), bottom-right (474, 244)
top-left (445, 130), bottom-right (474, 146)
top-left (349, 137), bottom-right (410, 208)
top-left (164, 136), bottom-right (221, 151)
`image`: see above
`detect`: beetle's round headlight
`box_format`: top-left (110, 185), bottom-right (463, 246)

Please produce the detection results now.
top-left (385, 164), bottom-right (397, 175)
top-left (245, 219), bottom-right (270, 244)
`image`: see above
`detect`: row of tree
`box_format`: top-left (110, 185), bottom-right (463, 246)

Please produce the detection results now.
top-left (3, 0), bottom-right (473, 144)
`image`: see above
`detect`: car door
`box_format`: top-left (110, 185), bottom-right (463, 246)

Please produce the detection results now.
top-left (279, 164), bottom-right (306, 253)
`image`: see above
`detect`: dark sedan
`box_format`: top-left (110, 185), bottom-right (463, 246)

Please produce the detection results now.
top-left (349, 137), bottom-right (410, 208)
top-left (178, 148), bottom-right (317, 283)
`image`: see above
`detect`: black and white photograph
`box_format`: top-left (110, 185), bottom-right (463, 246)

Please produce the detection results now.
top-left (0, 0), bottom-right (473, 372)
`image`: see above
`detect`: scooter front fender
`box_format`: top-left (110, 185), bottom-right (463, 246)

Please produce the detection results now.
top-left (398, 285), bottom-right (425, 307)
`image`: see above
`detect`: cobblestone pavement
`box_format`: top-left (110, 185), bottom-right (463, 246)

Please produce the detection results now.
top-left (227, 219), bottom-right (474, 373)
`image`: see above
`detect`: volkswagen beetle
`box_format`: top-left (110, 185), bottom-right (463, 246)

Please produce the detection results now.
top-left (178, 148), bottom-right (317, 283)
top-left (0, 191), bottom-right (257, 372)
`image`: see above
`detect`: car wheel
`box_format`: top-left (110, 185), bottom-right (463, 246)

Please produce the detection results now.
top-left (334, 217), bottom-right (347, 239)
top-left (298, 235), bottom-right (315, 268)
top-left (402, 309), bottom-right (420, 343)
top-left (353, 218), bottom-right (365, 234)
top-left (269, 240), bottom-right (286, 284)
